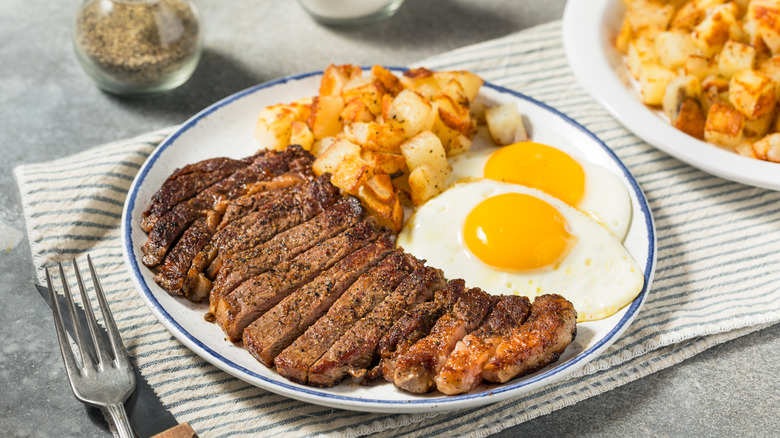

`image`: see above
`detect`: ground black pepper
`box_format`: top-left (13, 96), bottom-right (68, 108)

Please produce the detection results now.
top-left (74, 0), bottom-right (200, 93)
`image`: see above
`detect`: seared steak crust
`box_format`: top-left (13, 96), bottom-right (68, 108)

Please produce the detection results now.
top-left (141, 157), bottom-right (245, 232)
top-left (243, 235), bottom-right (394, 367)
top-left (482, 294), bottom-right (577, 383)
top-left (309, 265), bottom-right (445, 387)
top-left (392, 286), bottom-right (493, 393)
top-left (435, 295), bottom-right (531, 395)
top-left (153, 217), bottom-right (214, 294)
top-left (274, 250), bottom-right (422, 385)
top-left (216, 220), bottom-right (383, 342)
top-left (217, 172), bottom-right (310, 230)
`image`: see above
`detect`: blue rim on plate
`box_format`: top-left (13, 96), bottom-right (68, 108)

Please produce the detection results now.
top-left (121, 68), bottom-right (656, 412)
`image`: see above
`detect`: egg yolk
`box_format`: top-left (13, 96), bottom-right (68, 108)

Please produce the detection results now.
top-left (484, 142), bottom-right (585, 207)
top-left (463, 193), bottom-right (574, 270)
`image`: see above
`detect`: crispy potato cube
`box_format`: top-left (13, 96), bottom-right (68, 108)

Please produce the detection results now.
top-left (364, 171), bottom-right (396, 203)
top-left (718, 40), bottom-right (757, 78)
top-left (342, 82), bottom-right (384, 116)
top-left (360, 149), bottom-right (407, 176)
top-left (692, 3), bottom-right (743, 57)
top-left (752, 132), bottom-right (780, 161)
top-left (735, 140), bottom-right (757, 158)
top-left (685, 55), bottom-right (717, 80)
top-left (758, 54), bottom-right (780, 98)
top-left (639, 63), bottom-right (677, 105)
top-left (310, 136), bottom-right (337, 157)
top-left (320, 64), bottom-right (362, 96)
top-left (432, 71), bottom-right (484, 102)
top-left (616, 16), bottom-right (633, 54)
top-left (729, 69), bottom-right (776, 119)
top-left (308, 95), bottom-right (345, 140)
top-left (330, 154), bottom-right (368, 195)
top-left (311, 138), bottom-right (361, 176)
top-left (289, 121), bottom-right (314, 151)
top-left (371, 65), bottom-right (404, 96)
top-left (356, 184), bottom-right (403, 232)
top-left (408, 164), bottom-right (447, 206)
top-left (626, 0), bottom-right (674, 33)
top-left (663, 75), bottom-right (702, 122)
top-left (254, 102), bottom-right (312, 150)
top-left (401, 67), bottom-right (440, 99)
top-left (670, 1), bottom-right (702, 31)
top-left (340, 98), bottom-right (375, 124)
top-left (656, 31), bottom-right (698, 69)
top-left (344, 121), bottom-right (407, 153)
top-left (743, 109), bottom-right (776, 137)
top-left (387, 89), bottom-right (436, 137)
top-left (747, 0), bottom-right (780, 53)
top-left (446, 133), bottom-right (473, 156)
top-left (627, 36), bottom-right (660, 79)
top-left (704, 102), bottom-right (745, 147)
top-left (400, 131), bottom-right (451, 175)
top-left (675, 97), bottom-right (707, 139)
top-left (485, 103), bottom-right (529, 145)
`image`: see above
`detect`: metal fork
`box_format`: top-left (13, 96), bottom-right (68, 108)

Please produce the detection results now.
top-left (46, 255), bottom-right (136, 438)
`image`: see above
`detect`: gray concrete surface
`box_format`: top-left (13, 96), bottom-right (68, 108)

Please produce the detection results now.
top-left (1, 0), bottom-right (778, 437)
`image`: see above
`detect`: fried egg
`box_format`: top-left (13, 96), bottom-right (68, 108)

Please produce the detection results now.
top-left (397, 179), bottom-right (644, 322)
top-left (447, 141), bottom-right (632, 241)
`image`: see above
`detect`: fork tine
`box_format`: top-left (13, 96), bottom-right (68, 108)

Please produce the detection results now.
top-left (73, 258), bottom-right (112, 366)
top-left (87, 255), bottom-right (130, 365)
top-left (46, 267), bottom-right (81, 378)
top-left (58, 261), bottom-right (96, 369)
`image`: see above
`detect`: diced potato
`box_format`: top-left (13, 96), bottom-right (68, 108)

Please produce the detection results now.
top-left (670, 1), bottom-right (702, 31)
top-left (752, 132), bottom-right (780, 161)
top-left (758, 54), bottom-right (780, 98)
top-left (308, 95), bottom-right (345, 139)
top-left (340, 98), bottom-right (375, 124)
top-left (360, 149), bottom-right (407, 176)
top-left (625, 0), bottom-right (675, 33)
top-left (616, 16), bottom-right (634, 54)
top-left (400, 131), bottom-right (451, 175)
top-left (639, 63), bottom-right (677, 105)
top-left (387, 89), bottom-right (436, 137)
top-left (728, 69), bottom-right (776, 119)
top-left (446, 133), bottom-right (473, 156)
top-left (342, 82), bottom-right (384, 116)
top-left (747, 0), bottom-right (780, 53)
top-left (356, 184), bottom-right (403, 232)
top-left (704, 102), bottom-right (745, 147)
top-left (371, 65), bottom-right (404, 96)
top-left (685, 55), bottom-right (717, 80)
top-left (469, 100), bottom-right (488, 125)
top-left (432, 71), bottom-right (484, 102)
top-left (663, 75), bottom-right (702, 122)
top-left (312, 138), bottom-right (361, 176)
top-left (674, 97), bottom-right (707, 139)
top-left (656, 31), bottom-right (697, 69)
top-left (627, 36), bottom-right (660, 79)
top-left (692, 3), bottom-right (742, 57)
top-left (254, 102), bottom-right (312, 150)
top-left (718, 40), bottom-right (757, 78)
top-left (735, 140), bottom-right (757, 158)
top-left (743, 109), bottom-right (775, 137)
top-left (343, 121), bottom-right (407, 153)
top-left (330, 154), bottom-right (368, 195)
top-left (310, 136), bottom-right (337, 157)
top-left (289, 121), bottom-right (314, 151)
top-left (320, 64), bottom-right (362, 96)
top-left (484, 103), bottom-right (529, 145)
top-left (364, 171), bottom-right (396, 203)
top-left (408, 164), bottom-right (447, 206)
top-left (400, 68), bottom-right (440, 99)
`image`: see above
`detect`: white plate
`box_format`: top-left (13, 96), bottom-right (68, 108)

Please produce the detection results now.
top-left (121, 69), bottom-right (656, 413)
top-left (562, 0), bottom-right (780, 191)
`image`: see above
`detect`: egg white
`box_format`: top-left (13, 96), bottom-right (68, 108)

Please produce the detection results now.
top-left (446, 146), bottom-right (633, 241)
top-left (397, 179), bottom-right (645, 322)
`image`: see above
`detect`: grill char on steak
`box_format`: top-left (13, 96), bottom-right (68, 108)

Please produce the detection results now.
top-left (216, 220), bottom-right (383, 342)
top-left (309, 265), bottom-right (446, 388)
top-left (243, 235), bottom-right (394, 367)
top-left (274, 250), bottom-right (422, 385)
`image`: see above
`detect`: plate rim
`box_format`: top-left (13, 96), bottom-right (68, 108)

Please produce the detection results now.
top-left (562, 0), bottom-right (780, 191)
top-left (121, 68), bottom-right (657, 412)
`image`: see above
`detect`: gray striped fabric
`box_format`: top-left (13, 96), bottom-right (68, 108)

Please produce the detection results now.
top-left (15, 21), bottom-right (780, 438)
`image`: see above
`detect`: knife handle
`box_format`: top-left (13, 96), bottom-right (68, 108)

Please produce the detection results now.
top-left (151, 423), bottom-right (198, 438)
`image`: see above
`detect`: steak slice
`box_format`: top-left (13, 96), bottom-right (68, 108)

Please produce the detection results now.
top-left (207, 196), bottom-right (366, 316)
top-left (392, 286), bottom-right (493, 393)
top-left (309, 265), bottom-right (445, 388)
top-left (140, 157), bottom-right (245, 232)
top-left (481, 294), bottom-right (577, 384)
top-left (141, 147), bottom-right (312, 268)
top-left (153, 217), bottom-right (214, 294)
top-left (216, 220), bottom-right (382, 342)
top-left (243, 235), bottom-right (394, 367)
top-left (369, 279), bottom-right (466, 383)
top-left (217, 172), bottom-right (310, 230)
top-left (435, 295), bottom-right (531, 395)
top-left (274, 250), bottom-right (421, 385)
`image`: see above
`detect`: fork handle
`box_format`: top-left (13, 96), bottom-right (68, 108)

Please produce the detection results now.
top-left (105, 402), bottom-right (135, 438)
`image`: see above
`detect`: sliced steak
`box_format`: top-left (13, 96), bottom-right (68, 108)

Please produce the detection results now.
top-left (243, 235), bottom-right (394, 367)
top-left (392, 286), bottom-right (493, 393)
top-left (435, 295), bottom-right (531, 395)
top-left (275, 250), bottom-right (421, 385)
top-left (309, 265), bottom-right (445, 387)
top-left (141, 147), bottom-right (312, 268)
top-left (216, 220), bottom-right (383, 342)
top-left (481, 294), bottom-right (577, 384)
top-left (369, 280), bottom-right (466, 383)
top-left (140, 157), bottom-right (245, 232)
top-left (217, 172), bottom-right (310, 230)
top-left (153, 217), bottom-right (214, 294)
top-left (207, 196), bottom-right (366, 316)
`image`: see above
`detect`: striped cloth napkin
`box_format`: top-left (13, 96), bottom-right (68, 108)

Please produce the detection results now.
top-left (15, 21), bottom-right (780, 437)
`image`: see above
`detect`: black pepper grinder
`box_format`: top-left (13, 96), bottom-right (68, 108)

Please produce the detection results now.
top-left (73, 0), bottom-right (202, 97)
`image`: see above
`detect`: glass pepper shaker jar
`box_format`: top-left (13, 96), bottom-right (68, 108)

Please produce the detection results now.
top-left (73, 0), bottom-right (202, 97)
